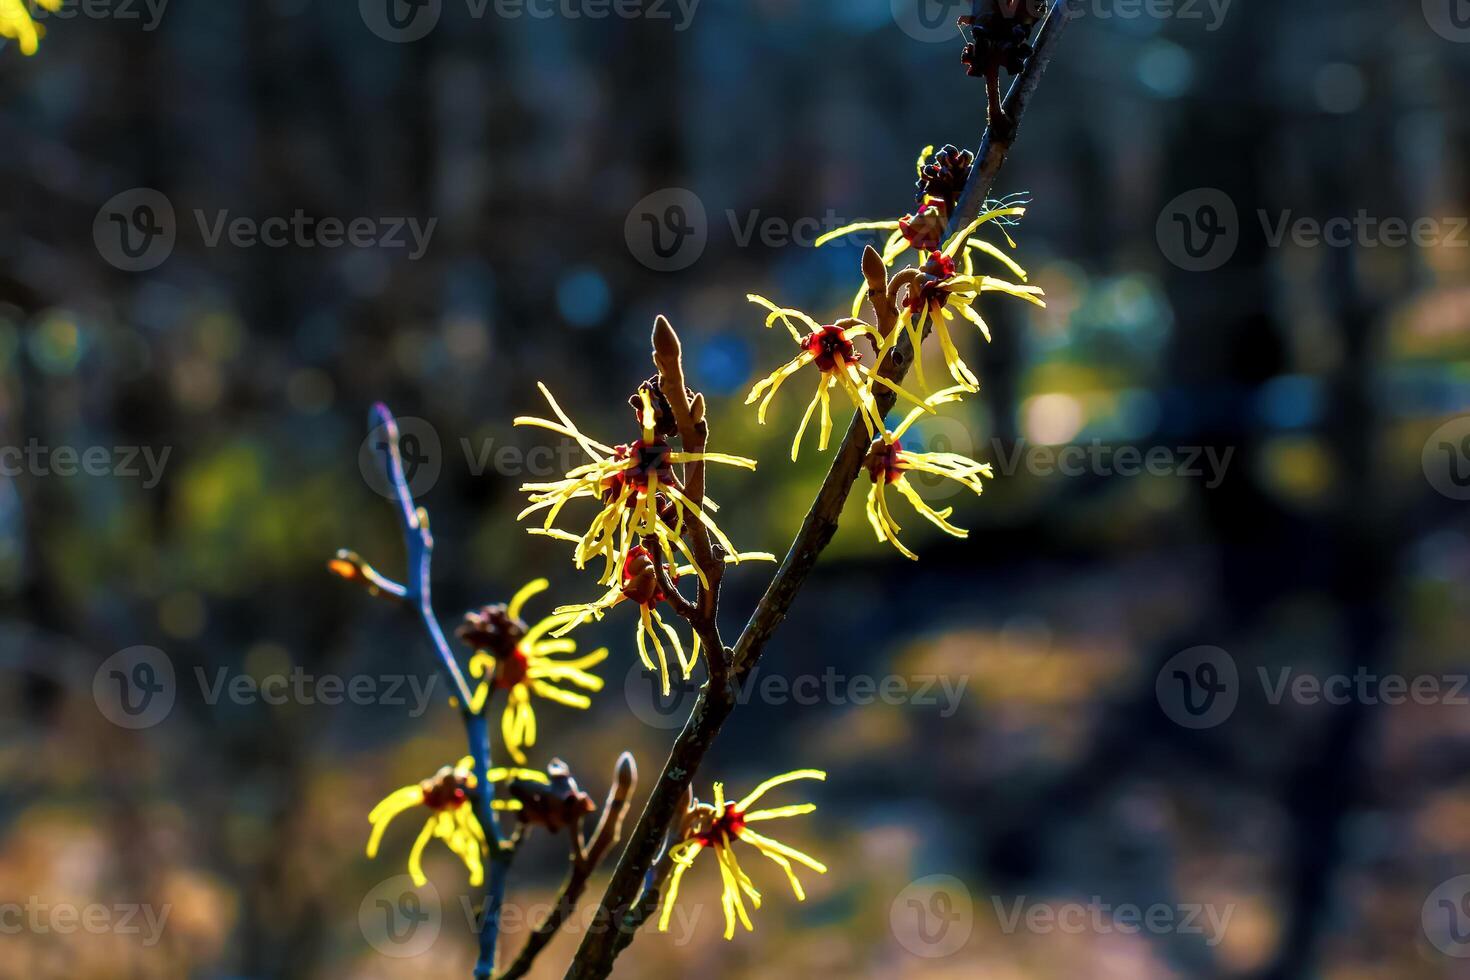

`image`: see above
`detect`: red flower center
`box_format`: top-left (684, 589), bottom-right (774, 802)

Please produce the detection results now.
top-left (803, 325), bottom-right (859, 373)
top-left (927, 253), bottom-right (956, 279)
top-left (907, 254), bottom-right (957, 315)
top-left (421, 771), bottom-right (471, 811)
top-left (898, 202), bottom-right (947, 252)
top-left (695, 801), bottom-right (747, 847)
top-left (622, 544), bottom-right (674, 607)
top-left (494, 648), bottom-right (530, 689)
top-left (604, 439), bottom-right (673, 498)
top-left (867, 439), bottom-right (905, 484)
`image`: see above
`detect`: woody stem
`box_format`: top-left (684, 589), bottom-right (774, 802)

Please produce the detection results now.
top-left (565, 6), bottom-right (1069, 978)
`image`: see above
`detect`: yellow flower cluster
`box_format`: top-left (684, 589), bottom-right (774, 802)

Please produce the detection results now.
top-left (366, 757), bottom-right (549, 886)
top-left (514, 377), bottom-right (770, 691)
top-left (659, 769), bottom-right (828, 940)
top-left (745, 146), bottom-right (1046, 557)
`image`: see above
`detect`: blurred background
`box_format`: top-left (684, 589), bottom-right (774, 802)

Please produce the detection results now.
top-left (2, 0), bottom-right (1469, 977)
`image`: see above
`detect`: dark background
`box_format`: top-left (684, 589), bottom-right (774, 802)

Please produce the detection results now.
top-left (2, 0), bottom-right (1469, 977)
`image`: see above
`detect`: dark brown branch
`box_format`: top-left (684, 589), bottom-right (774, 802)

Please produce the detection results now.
top-left (566, 9), bottom-right (1069, 977)
top-left (651, 316), bottom-right (731, 682)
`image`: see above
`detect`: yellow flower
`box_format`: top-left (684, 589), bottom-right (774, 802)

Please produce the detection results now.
top-left (864, 388), bottom-right (993, 560)
top-left (1, 0), bottom-right (59, 56)
top-left (815, 145), bottom-right (1032, 319)
top-left (459, 578), bottom-right (608, 765)
top-left (658, 769), bottom-right (827, 940)
top-left (554, 545), bottom-right (773, 696)
top-left (745, 294), bottom-right (930, 460)
top-left (899, 206), bottom-right (1045, 393)
top-left (516, 383), bottom-right (757, 589)
top-left (366, 757), bottom-right (548, 887)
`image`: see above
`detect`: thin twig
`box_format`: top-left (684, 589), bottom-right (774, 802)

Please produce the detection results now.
top-left (564, 6), bottom-right (1069, 976)
top-left (496, 754), bottom-right (638, 980)
top-left (363, 404), bottom-right (510, 979)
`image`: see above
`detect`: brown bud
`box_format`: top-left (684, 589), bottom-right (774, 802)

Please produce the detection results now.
top-left (652, 314), bottom-right (682, 365)
top-left (456, 604), bottom-right (527, 656)
top-left (862, 245), bottom-right (887, 295)
top-left (327, 549), bottom-right (363, 581)
top-left (613, 751), bottom-right (637, 796)
top-left (509, 758), bottom-right (597, 833)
